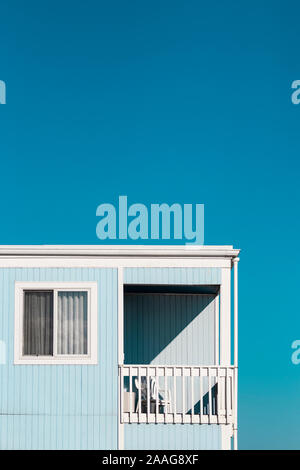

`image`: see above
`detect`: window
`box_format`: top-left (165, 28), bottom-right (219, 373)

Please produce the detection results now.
top-left (15, 282), bottom-right (97, 364)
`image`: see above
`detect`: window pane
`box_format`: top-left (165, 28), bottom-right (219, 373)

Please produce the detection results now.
top-left (23, 291), bottom-right (53, 356)
top-left (57, 291), bottom-right (88, 355)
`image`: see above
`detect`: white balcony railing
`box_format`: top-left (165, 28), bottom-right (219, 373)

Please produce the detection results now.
top-left (120, 365), bottom-right (236, 425)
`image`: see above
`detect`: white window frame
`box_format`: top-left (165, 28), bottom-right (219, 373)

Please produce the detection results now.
top-left (14, 282), bottom-right (98, 365)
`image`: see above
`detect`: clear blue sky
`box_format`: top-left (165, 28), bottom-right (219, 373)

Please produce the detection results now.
top-left (1, 0), bottom-right (300, 449)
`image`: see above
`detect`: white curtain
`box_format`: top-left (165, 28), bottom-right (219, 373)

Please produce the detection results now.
top-left (57, 291), bottom-right (88, 355)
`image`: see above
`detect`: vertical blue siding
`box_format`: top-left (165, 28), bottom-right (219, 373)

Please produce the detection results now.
top-left (125, 294), bottom-right (216, 365)
top-left (124, 267), bottom-right (221, 285)
top-left (124, 424), bottom-right (221, 450)
top-left (0, 268), bottom-right (118, 450)
top-left (0, 265), bottom-right (223, 450)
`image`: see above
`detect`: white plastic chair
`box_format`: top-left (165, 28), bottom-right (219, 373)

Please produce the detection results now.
top-left (135, 376), bottom-right (172, 413)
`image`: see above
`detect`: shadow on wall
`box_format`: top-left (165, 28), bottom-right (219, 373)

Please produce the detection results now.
top-left (124, 290), bottom-right (216, 365)
top-left (188, 384), bottom-right (218, 415)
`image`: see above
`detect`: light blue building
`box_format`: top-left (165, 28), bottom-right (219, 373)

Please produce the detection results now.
top-left (0, 245), bottom-right (240, 450)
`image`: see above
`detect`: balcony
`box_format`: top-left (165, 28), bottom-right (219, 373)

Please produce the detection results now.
top-left (120, 365), bottom-right (236, 425)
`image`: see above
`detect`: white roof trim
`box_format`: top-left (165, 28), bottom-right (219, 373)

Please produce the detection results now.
top-left (0, 245), bottom-right (240, 259)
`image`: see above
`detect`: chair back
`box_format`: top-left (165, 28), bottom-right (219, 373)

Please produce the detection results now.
top-left (134, 376), bottom-right (158, 400)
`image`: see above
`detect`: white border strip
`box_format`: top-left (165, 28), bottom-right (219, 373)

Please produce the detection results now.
top-left (0, 258), bottom-right (232, 268)
top-left (0, 245), bottom-right (239, 258)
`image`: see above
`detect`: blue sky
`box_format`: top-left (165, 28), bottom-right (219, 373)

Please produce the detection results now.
top-left (1, 0), bottom-right (300, 449)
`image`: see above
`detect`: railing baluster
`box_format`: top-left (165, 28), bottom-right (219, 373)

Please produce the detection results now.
top-left (129, 366), bottom-right (132, 423)
top-left (221, 368), bottom-right (224, 420)
top-left (155, 366), bottom-right (159, 423)
top-left (120, 366), bottom-right (124, 423)
top-left (164, 367), bottom-right (167, 423)
top-left (147, 366), bottom-right (150, 423)
top-left (173, 366), bottom-right (176, 420)
top-left (233, 367), bottom-right (236, 424)
top-left (182, 367), bottom-right (185, 423)
top-left (216, 367), bottom-right (220, 423)
top-left (226, 367), bottom-right (229, 424)
top-left (191, 367), bottom-right (194, 423)
top-left (199, 367), bottom-right (203, 423)
top-left (138, 367), bottom-right (141, 422)
top-left (208, 368), bottom-right (212, 424)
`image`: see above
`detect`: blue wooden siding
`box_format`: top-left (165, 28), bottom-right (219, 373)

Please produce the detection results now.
top-left (0, 266), bottom-right (222, 450)
top-left (124, 294), bottom-right (216, 365)
top-left (0, 268), bottom-right (118, 450)
top-left (124, 424), bottom-right (221, 450)
top-left (124, 267), bottom-right (221, 285)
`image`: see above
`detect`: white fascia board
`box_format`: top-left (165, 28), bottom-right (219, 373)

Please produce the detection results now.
top-left (0, 245), bottom-right (240, 259)
top-left (0, 257), bottom-right (232, 268)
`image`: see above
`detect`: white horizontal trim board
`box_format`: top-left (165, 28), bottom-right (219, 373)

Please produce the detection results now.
top-left (0, 245), bottom-right (240, 270)
top-left (0, 258), bottom-right (233, 268)
top-left (121, 364), bottom-right (235, 372)
top-left (0, 245), bottom-right (240, 258)
top-left (14, 281), bottom-right (98, 365)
